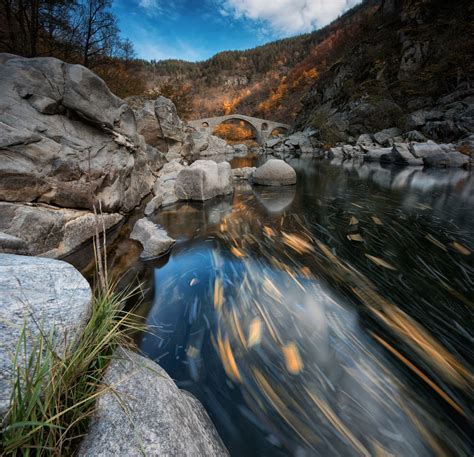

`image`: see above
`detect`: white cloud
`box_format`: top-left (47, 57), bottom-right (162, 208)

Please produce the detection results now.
top-left (220, 0), bottom-right (362, 35)
top-left (138, 0), bottom-right (161, 16)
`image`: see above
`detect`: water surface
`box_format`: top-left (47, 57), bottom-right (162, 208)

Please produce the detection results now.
top-left (132, 158), bottom-right (473, 456)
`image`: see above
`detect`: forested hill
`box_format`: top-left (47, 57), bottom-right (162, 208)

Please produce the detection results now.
top-left (143, 0), bottom-right (380, 122)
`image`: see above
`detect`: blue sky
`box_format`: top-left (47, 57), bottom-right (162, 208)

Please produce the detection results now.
top-left (112, 0), bottom-right (362, 62)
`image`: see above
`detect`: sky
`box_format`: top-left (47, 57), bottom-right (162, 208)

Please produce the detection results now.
top-left (112, 0), bottom-right (362, 62)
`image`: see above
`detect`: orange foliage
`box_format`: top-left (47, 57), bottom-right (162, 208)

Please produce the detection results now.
top-left (214, 121), bottom-right (255, 143)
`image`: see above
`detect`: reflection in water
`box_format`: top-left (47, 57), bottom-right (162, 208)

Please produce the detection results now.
top-left (133, 159), bottom-right (473, 456)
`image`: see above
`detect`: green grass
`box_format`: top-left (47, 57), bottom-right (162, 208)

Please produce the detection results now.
top-left (1, 269), bottom-right (143, 456)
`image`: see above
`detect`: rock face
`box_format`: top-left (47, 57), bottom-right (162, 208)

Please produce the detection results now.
top-left (78, 348), bottom-right (228, 457)
top-left (175, 160), bottom-right (233, 201)
top-left (0, 202), bottom-right (123, 257)
top-left (130, 218), bottom-right (175, 259)
top-left (293, 2), bottom-right (474, 146)
top-left (135, 96), bottom-right (194, 158)
top-left (0, 54), bottom-right (158, 257)
top-left (252, 159), bottom-right (297, 186)
top-left (152, 161), bottom-right (185, 207)
top-left (192, 130), bottom-right (233, 156)
top-left (0, 254), bottom-right (92, 415)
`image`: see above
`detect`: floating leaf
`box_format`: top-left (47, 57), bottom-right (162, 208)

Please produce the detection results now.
top-left (230, 246), bottom-right (245, 258)
top-left (282, 342), bottom-right (303, 374)
top-left (349, 216), bottom-right (359, 225)
top-left (347, 233), bottom-right (364, 242)
top-left (425, 234), bottom-right (447, 251)
top-left (247, 318), bottom-right (262, 348)
top-left (282, 232), bottom-right (314, 254)
top-left (365, 254), bottom-right (397, 270)
top-left (371, 216), bottom-right (383, 226)
top-left (263, 226), bottom-right (275, 237)
top-left (213, 278), bottom-right (223, 310)
top-left (189, 278), bottom-right (199, 286)
top-left (450, 241), bottom-right (471, 256)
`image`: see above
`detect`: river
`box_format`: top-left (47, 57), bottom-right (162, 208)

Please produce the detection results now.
top-left (128, 155), bottom-right (473, 456)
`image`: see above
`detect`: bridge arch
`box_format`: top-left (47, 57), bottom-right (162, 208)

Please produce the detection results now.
top-left (212, 118), bottom-right (260, 145)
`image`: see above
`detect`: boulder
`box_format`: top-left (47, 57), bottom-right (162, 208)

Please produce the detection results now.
top-left (130, 218), bottom-right (175, 259)
top-left (356, 134), bottom-right (379, 151)
top-left (380, 143), bottom-right (423, 166)
top-left (404, 130), bottom-right (427, 142)
top-left (152, 162), bottom-right (185, 207)
top-left (423, 151), bottom-right (470, 168)
top-left (252, 159), bottom-right (297, 186)
top-left (0, 254), bottom-right (92, 415)
top-left (175, 160), bottom-right (233, 201)
top-left (144, 195), bottom-right (163, 216)
top-left (135, 97), bottom-right (193, 157)
top-left (78, 348), bottom-right (228, 457)
top-left (363, 147), bottom-right (393, 162)
top-left (373, 127), bottom-right (402, 146)
top-left (232, 167), bottom-right (256, 181)
top-left (0, 231), bottom-right (27, 253)
top-left (0, 54), bottom-right (155, 214)
top-left (0, 202), bottom-right (123, 257)
top-left (192, 131), bottom-right (232, 156)
top-left (409, 140), bottom-right (444, 158)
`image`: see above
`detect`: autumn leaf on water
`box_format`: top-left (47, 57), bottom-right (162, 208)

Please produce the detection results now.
top-left (450, 241), bottom-right (471, 256)
top-left (349, 216), bottom-right (359, 225)
top-left (214, 278), bottom-right (224, 310)
top-left (190, 278), bottom-right (199, 286)
top-left (247, 317), bottom-right (262, 348)
top-left (347, 233), bottom-right (364, 242)
top-left (425, 234), bottom-right (447, 251)
top-left (263, 226), bottom-right (275, 237)
top-left (230, 246), bottom-right (245, 258)
top-left (281, 232), bottom-right (314, 254)
top-left (371, 216), bottom-right (383, 226)
top-left (365, 254), bottom-right (397, 270)
top-left (282, 342), bottom-right (303, 374)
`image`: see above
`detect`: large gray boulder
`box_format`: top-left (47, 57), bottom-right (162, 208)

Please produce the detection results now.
top-left (78, 348), bottom-right (228, 457)
top-left (379, 143), bottom-right (423, 166)
top-left (252, 159), bottom-right (297, 186)
top-left (175, 160), bottom-right (233, 201)
top-left (135, 97), bottom-right (193, 157)
top-left (0, 202), bottom-right (123, 257)
top-left (192, 131), bottom-right (233, 156)
top-left (0, 54), bottom-right (155, 213)
top-left (130, 218), bottom-right (175, 259)
top-left (0, 254), bottom-right (92, 415)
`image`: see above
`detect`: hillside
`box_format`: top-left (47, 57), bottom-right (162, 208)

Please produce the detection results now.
top-left (142, 0), bottom-right (380, 122)
top-left (144, 0), bottom-right (474, 146)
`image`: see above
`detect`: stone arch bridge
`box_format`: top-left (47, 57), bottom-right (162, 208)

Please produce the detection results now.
top-left (188, 114), bottom-right (290, 145)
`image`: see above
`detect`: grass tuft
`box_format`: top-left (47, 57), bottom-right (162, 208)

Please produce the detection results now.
top-left (1, 224), bottom-right (144, 456)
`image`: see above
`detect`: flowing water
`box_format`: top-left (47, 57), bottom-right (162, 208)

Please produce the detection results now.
top-left (130, 156), bottom-right (473, 456)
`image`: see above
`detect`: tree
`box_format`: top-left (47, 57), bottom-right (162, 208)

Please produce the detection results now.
top-left (76, 0), bottom-right (117, 67)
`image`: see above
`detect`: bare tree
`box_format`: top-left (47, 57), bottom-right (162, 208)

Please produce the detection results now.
top-left (77, 0), bottom-right (117, 67)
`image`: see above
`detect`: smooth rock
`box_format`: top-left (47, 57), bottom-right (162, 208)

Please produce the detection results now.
top-left (130, 218), bottom-right (175, 259)
top-left (193, 132), bottom-right (230, 156)
top-left (175, 160), bottom-right (233, 201)
top-left (363, 147), bottom-right (393, 162)
top-left (78, 348), bottom-right (228, 457)
top-left (144, 194), bottom-right (164, 216)
top-left (0, 231), bottom-right (27, 253)
top-left (252, 159), bottom-right (297, 186)
top-left (264, 137), bottom-right (283, 148)
top-left (0, 254), bottom-right (92, 415)
top-left (380, 143), bottom-right (424, 166)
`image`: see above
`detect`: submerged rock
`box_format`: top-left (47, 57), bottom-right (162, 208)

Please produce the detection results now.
top-left (0, 254), bottom-right (92, 415)
top-left (130, 218), bottom-right (175, 259)
top-left (78, 348), bottom-right (229, 456)
top-left (252, 159), bottom-right (297, 186)
top-left (175, 160), bottom-right (233, 201)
